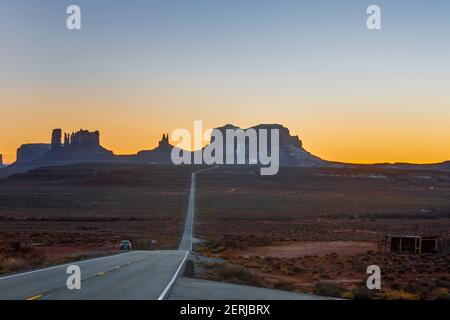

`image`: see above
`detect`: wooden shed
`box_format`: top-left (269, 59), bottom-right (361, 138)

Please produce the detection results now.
top-left (387, 235), bottom-right (443, 254)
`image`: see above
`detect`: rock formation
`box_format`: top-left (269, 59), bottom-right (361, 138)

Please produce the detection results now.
top-left (16, 144), bottom-right (51, 164)
top-left (159, 134), bottom-right (170, 148)
top-left (211, 124), bottom-right (327, 167)
top-left (51, 129), bottom-right (62, 150)
top-left (2, 124), bottom-right (448, 179)
top-left (66, 129), bottom-right (101, 147)
top-left (136, 134), bottom-right (174, 162)
top-left (10, 129), bottom-right (113, 170)
top-left (43, 129), bottom-right (112, 163)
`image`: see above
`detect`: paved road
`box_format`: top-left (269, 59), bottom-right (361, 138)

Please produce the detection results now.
top-left (179, 168), bottom-right (215, 251)
top-left (0, 250), bottom-right (187, 300)
top-left (178, 172), bottom-right (196, 251)
top-left (0, 171), bottom-right (201, 300)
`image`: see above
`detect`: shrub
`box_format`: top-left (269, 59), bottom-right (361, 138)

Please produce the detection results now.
top-left (432, 288), bottom-right (449, 300)
top-left (341, 291), bottom-right (353, 300)
top-left (215, 263), bottom-right (264, 287)
top-left (274, 279), bottom-right (295, 291)
top-left (390, 282), bottom-right (402, 290)
top-left (292, 266), bottom-right (307, 274)
top-left (0, 257), bottom-right (27, 273)
top-left (314, 282), bottom-right (346, 298)
top-left (352, 288), bottom-right (373, 300)
top-left (383, 290), bottom-right (420, 300)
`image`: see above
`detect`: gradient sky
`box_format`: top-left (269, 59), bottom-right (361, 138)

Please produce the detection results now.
top-left (1, 0), bottom-right (449, 164)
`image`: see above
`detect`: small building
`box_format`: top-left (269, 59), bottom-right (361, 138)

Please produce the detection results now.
top-left (387, 235), bottom-right (444, 254)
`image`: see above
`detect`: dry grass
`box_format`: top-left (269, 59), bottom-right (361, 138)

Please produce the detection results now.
top-left (382, 290), bottom-right (421, 300)
top-left (0, 256), bottom-right (27, 273)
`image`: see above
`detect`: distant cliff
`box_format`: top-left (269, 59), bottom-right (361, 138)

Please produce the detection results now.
top-left (39, 129), bottom-right (114, 165)
top-left (134, 134), bottom-right (174, 163)
top-left (211, 124), bottom-right (328, 167)
top-left (16, 144), bottom-right (51, 164)
top-left (1, 125), bottom-right (449, 178)
top-left (1, 129), bottom-right (114, 177)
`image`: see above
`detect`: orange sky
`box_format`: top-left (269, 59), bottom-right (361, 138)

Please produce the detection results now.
top-left (1, 87), bottom-right (449, 165)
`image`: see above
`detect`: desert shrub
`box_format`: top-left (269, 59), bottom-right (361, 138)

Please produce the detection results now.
top-left (292, 266), bottom-right (307, 274)
top-left (341, 291), bottom-right (353, 300)
top-left (8, 241), bottom-right (33, 253)
top-left (314, 282), bottom-right (346, 298)
top-left (215, 263), bottom-right (264, 287)
top-left (133, 239), bottom-right (157, 250)
top-left (432, 288), bottom-right (449, 300)
top-left (0, 257), bottom-right (27, 273)
top-left (352, 288), bottom-right (373, 300)
top-left (435, 278), bottom-right (450, 288)
top-left (404, 282), bottom-right (428, 298)
top-left (382, 290), bottom-right (421, 300)
top-left (211, 247), bottom-right (226, 254)
top-left (274, 279), bottom-right (295, 291)
top-left (390, 282), bottom-right (402, 290)
top-left (278, 266), bottom-right (290, 275)
top-left (384, 275), bottom-right (395, 282)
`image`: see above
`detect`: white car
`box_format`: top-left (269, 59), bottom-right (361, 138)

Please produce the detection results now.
top-left (119, 240), bottom-right (132, 251)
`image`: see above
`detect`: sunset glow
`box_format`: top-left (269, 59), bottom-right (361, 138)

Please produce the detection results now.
top-left (1, 0), bottom-right (449, 164)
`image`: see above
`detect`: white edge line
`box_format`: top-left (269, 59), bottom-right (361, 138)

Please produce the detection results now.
top-left (157, 250), bottom-right (189, 300)
top-left (0, 252), bottom-right (134, 281)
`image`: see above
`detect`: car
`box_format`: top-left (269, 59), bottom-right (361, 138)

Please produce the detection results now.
top-left (119, 240), bottom-right (132, 251)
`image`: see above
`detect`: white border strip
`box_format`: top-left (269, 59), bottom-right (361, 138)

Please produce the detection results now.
top-left (157, 250), bottom-right (189, 300)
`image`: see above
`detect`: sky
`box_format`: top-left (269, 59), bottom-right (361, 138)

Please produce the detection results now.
top-left (1, 0), bottom-right (449, 164)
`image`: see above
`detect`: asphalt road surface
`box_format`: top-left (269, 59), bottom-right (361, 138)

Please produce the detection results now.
top-left (178, 172), bottom-right (197, 251)
top-left (0, 250), bottom-right (187, 300)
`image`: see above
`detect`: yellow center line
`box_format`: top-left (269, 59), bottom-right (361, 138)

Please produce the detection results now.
top-left (26, 294), bottom-right (44, 301)
top-left (96, 272), bottom-right (105, 277)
